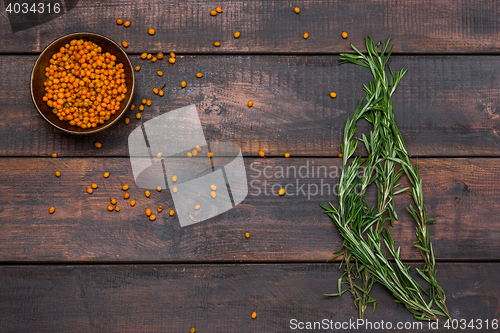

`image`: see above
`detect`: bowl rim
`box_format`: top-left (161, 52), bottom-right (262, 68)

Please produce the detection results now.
top-left (30, 31), bottom-right (135, 135)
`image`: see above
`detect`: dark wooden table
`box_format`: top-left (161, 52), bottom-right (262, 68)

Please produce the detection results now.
top-left (1, 1), bottom-right (499, 332)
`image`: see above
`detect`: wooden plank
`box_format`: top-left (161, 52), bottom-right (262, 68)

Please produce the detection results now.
top-left (1, 0), bottom-right (500, 53)
top-left (0, 263), bottom-right (497, 332)
top-left (0, 157), bottom-right (498, 262)
top-left (2, 55), bottom-right (500, 157)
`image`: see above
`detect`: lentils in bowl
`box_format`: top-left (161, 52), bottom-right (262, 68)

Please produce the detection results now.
top-left (31, 32), bottom-right (135, 134)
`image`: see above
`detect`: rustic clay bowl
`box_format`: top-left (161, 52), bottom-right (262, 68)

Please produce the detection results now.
top-left (30, 32), bottom-right (135, 134)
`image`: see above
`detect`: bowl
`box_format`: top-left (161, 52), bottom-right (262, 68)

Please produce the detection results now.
top-left (30, 32), bottom-right (135, 134)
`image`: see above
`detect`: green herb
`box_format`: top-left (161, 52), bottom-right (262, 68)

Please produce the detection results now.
top-left (321, 37), bottom-right (450, 321)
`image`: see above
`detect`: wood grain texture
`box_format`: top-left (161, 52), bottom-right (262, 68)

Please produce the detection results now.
top-left (0, 157), bottom-right (498, 262)
top-left (0, 263), bottom-right (498, 332)
top-left (2, 55), bottom-right (500, 157)
top-left (1, 0), bottom-right (500, 53)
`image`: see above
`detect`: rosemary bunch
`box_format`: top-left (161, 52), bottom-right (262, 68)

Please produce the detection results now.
top-left (321, 37), bottom-right (450, 321)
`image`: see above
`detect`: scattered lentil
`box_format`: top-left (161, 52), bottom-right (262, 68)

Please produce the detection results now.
top-left (169, 209), bottom-right (174, 216)
top-left (279, 188), bottom-right (285, 196)
top-left (214, 41), bottom-right (220, 47)
top-left (210, 10), bottom-right (217, 16)
top-left (135, 66), bottom-right (141, 71)
top-left (146, 208), bottom-right (152, 216)
top-left (116, 19), bottom-right (123, 25)
top-left (130, 200), bottom-right (136, 206)
top-left (139, 105), bottom-right (144, 111)
top-left (159, 90), bottom-right (164, 96)
top-left (251, 312), bottom-right (257, 319)
top-left (130, 104), bottom-right (135, 111)
top-left (247, 100), bottom-right (253, 107)
top-left (153, 88), bottom-right (159, 94)
top-left (285, 153), bottom-right (290, 158)
top-left (170, 52), bottom-right (175, 58)
top-left (150, 214), bottom-right (156, 221)
top-left (151, 57), bottom-right (157, 63)
top-left (95, 142), bottom-right (102, 148)
top-left (303, 32), bottom-right (309, 39)
top-left (124, 192), bottom-right (130, 199)
top-left (168, 58), bottom-right (175, 64)
top-left (258, 150), bottom-right (265, 157)
top-left (115, 206), bottom-right (120, 212)
top-left (157, 52), bottom-right (164, 59)
top-left (136, 112), bottom-right (141, 119)
top-left (207, 152), bottom-right (213, 158)
top-left (55, 171), bottom-right (61, 177)
top-left (157, 206), bottom-right (163, 213)
top-left (234, 31), bottom-right (241, 38)
top-left (157, 186), bottom-right (162, 192)
top-left (187, 152), bottom-right (192, 157)
top-left (330, 92), bottom-right (337, 98)
top-left (110, 198), bottom-right (117, 205)
top-left (124, 117), bottom-right (130, 124)
top-left (145, 190), bottom-right (151, 197)
top-left (196, 72), bottom-right (203, 78)
top-left (210, 184), bottom-right (217, 191)
top-left (172, 175), bottom-right (178, 182)
top-left (86, 187), bottom-right (93, 194)
top-left (338, 153), bottom-right (343, 158)
top-left (122, 41), bottom-right (128, 48)
top-left (245, 232), bottom-right (250, 239)
top-left (146, 99), bottom-right (152, 106)
top-left (141, 53), bottom-right (147, 59)
top-left (52, 153), bottom-right (57, 158)
top-left (49, 206), bottom-right (55, 214)
top-left (122, 184), bottom-right (129, 191)
top-left (148, 28), bottom-right (155, 35)
top-left (194, 204), bottom-right (201, 210)
top-left (147, 54), bottom-right (152, 60)
top-left (107, 205), bottom-right (113, 211)
top-left (210, 191), bottom-right (216, 198)
top-left (196, 145), bottom-right (201, 152)
top-left (124, 21), bottom-right (131, 27)
top-left (181, 81), bottom-right (187, 88)
top-left (104, 172), bottom-right (110, 178)
top-left (342, 31), bottom-right (348, 39)
top-left (216, 7), bottom-right (222, 13)
top-left (157, 152), bottom-right (162, 158)
top-left (91, 183), bottom-right (98, 189)
top-left (294, 7), bottom-right (300, 13)
top-left (173, 186), bottom-right (178, 193)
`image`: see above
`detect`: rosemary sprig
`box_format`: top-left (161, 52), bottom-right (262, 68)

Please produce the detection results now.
top-left (321, 37), bottom-right (450, 321)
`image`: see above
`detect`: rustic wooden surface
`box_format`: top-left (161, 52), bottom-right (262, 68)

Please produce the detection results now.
top-left (0, 263), bottom-right (498, 332)
top-left (0, 0), bottom-right (499, 331)
top-left (0, 157), bottom-right (498, 262)
top-left (2, 55), bottom-right (500, 157)
top-left (1, 0), bottom-right (500, 54)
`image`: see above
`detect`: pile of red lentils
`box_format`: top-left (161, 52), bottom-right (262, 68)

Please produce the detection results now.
top-left (42, 39), bottom-right (128, 129)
